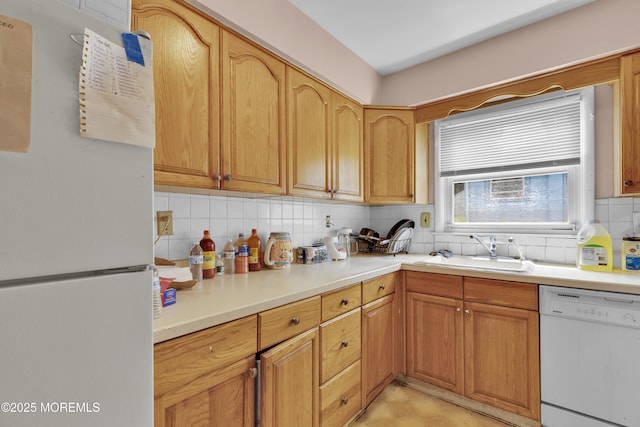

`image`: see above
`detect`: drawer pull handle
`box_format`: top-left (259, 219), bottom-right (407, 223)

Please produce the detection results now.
top-left (341, 298), bottom-right (350, 306)
top-left (248, 368), bottom-right (258, 379)
top-left (379, 284), bottom-right (385, 290)
top-left (291, 317), bottom-right (301, 325)
top-left (209, 346), bottom-right (214, 353)
top-left (341, 397), bottom-right (349, 405)
top-left (341, 340), bottom-right (349, 348)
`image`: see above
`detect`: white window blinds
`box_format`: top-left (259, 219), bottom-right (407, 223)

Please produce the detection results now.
top-left (438, 92), bottom-right (583, 177)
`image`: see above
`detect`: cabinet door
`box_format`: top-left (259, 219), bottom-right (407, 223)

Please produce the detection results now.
top-left (620, 52), bottom-right (640, 195)
top-left (287, 67), bottom-right (332, 198)
top-left (221, 31), bottom-right (286, 194)
top-left (261, 327), bottom-right (319, 427)
top-left (406, 292), bottom-right (464, 394)
top-left (154, 355), bottom-right (255, 427)
top-left (361, 294), bottom-right (395, 406)
top-left (332, 93), bottom-right (364, 202)
top-left (364, 108), bottom-right (415, 203)
top-left (132, 0), bottom-right (220, 189)
top-left (464, 301), bottom-right (540, 420)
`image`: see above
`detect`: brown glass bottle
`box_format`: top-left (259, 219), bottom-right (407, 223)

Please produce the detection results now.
top-left (200, 230), bottom-right (216, 279)
top-left (247, 229), bottom-right (262, 271)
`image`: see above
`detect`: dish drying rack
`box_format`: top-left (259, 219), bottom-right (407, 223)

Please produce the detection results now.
top-left (356, 224), bottom-right (413, 255)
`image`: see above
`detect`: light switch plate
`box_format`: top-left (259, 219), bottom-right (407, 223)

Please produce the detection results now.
top-left (420, 212), bottom-right (431, 228)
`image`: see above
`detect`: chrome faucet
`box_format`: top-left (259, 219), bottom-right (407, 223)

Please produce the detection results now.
top-left (470, 235), bottom-right (497, 259)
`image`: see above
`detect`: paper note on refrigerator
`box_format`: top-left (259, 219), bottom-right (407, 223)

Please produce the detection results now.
top-left (79, 28), bottom-right (155, 147)
top-left (0, 14), bottom-right (32, 153)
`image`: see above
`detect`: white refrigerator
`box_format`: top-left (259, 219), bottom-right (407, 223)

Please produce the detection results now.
top-left (0, 1), bottom-right (153, 426)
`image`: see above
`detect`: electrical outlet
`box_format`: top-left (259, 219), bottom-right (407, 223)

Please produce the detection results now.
top-left (420, 212), bottom-right (431, 228)
top-left (634, 212), bottom-right (640, 235)
top-left (157, 211), bottom-right (173, 236)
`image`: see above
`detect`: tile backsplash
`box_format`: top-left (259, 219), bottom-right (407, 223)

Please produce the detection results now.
top-left (154, 191), bottom-right (639, 268)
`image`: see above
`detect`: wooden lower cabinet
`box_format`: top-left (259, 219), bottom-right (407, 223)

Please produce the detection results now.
top-left (406, 292), bottom-right (464, 394)
top-left (260, 327), bottom-right (320, 427)
top-left (405, 272), bottom-right (540, 421)
top-left (153, 315), bottom-right (258, 427)
top-left (154, 355), bottom-right (255, 426)
top-left (361, 293), bottom-right (396, 406)
top-left (464, 301), bottom-right (540, 419)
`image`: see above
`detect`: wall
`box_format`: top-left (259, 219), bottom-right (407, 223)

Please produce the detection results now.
top-left (188, 0), bottom-right (382, 104)
top-left (153, 191), bottom-right (639, 268)
top-left (382, 0), bottom-right (640, 106)
top-left (373, 198), bottom-right (639, 269)
top-left (153, 192), bottom-right (368, 261)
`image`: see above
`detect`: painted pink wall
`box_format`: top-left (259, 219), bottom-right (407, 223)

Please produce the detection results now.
top-left (189, 0), bottom-right (382, 103)
top-left (382, 0), bottom-right (640, 106)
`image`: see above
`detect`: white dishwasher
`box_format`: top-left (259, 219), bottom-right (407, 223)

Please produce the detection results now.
top-left (540, 285), bottom-right (640, 427)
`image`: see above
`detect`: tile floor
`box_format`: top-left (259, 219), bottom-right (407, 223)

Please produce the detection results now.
top-left (350, 382), bottom-right (512, 427)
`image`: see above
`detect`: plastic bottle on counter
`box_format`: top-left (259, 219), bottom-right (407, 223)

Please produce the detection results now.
top-left (200, 230), bottom-right (216, 279)
top-left (216, 254), bottom-right (224, 275)
top-left (234, 233), bottom-right (247, 255)
top-left (150, 264), bottom-right (162, 319)
top-left (189, 242), bottom-right (203, 281)
top-left (223, 239), bottom-right (236, 275)
top-left (576, 220), bottom-right (613, 272)
top-left (235, 245), bottom-right (249, 274)
top-left (248, 229), bottom-right (262, 271)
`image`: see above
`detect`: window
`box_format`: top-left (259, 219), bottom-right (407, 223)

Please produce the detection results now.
top-left (435, 87), bottom-right (594, 234)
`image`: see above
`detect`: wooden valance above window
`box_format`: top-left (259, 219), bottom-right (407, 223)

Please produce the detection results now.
top-left (414, 50), bottom-right (632, 124)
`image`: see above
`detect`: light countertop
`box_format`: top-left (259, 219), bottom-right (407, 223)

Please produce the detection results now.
top-left (153, 254), bottom-right (640, 343)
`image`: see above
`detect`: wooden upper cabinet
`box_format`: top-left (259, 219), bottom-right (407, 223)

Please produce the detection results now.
top-left (619, 52), bottom-right (640, 195)
top-left (332, 93), bottom-right (364, 202)
top-left (132, 0), bottom-right (220, 189)
top-left (364, 107), bottom-right (416, 203)
top-left (287, 77), bottom-right (364, 201)
top-left (287, 67), bottom-right (332, 198)
top-left (221, 31), bottom-right (286, 194)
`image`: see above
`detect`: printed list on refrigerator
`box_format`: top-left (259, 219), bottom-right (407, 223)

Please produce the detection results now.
top-left (79, 28), bottom-right (155, 148)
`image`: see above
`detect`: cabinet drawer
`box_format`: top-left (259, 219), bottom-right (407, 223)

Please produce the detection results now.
top-left (259, 296), bottom-right (321, 350)
top-left (464, 277), bottom-right (538, 311)
top-left (154, 315), bottom-right (257, 396)
top-left (320, 360), bottom-right (362, 427)
top-left (362, 272), bottom-right (397, 304)
top-left (405, 271), bottom-right (463, 299)
top-left (320, 308), bottom-right (361, 384)
top-left (321, 283), bottom-right (362, 322)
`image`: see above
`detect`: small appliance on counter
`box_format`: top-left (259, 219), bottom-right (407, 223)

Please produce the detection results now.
top-left (296, 245), bottom-right (329, 264)
top-left (324, 235), bottom-right (347, 260)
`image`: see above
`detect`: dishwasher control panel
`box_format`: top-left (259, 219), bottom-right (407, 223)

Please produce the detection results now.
top-left (540, 286), bottom-right (640, 328)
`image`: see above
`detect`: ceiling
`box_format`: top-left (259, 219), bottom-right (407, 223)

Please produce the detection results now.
top-left (288, 0), bottom-right (594, 75)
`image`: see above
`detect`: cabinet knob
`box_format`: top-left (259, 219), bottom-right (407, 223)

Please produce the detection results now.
top-left (464, 309), bottom-right (470, 314)
top-left (341, 397), bottom-right (349, 405)
top-left (624, 180), bottom-right (634, 188)
top-left (248, 367), bottom-right (258, 379)
top-left (209, 346), bottom-right (214, 353)
top-left (379, 284), bottom-right (385, 290)
top-left (341, 298), bottom-right (350, 306)
top-left (291, 317), bottom-right (301, 325)
top-left (341, 340), bottom-right (349, 348)
top-left (223, 174), bottom-right (232, 181)
top-left (456, 308), bottom-right (461, 312)
top-left (213, 174), bottom-right (222, 181)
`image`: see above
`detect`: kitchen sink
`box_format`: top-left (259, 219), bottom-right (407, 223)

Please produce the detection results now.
top-left (415, 254), bottom-right (535, 273)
